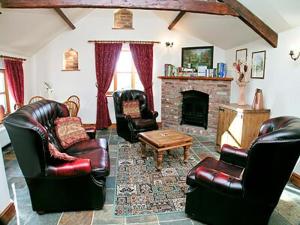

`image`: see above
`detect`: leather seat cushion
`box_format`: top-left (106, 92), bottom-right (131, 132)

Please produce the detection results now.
top-left (132, 118), bottom-right (157, 129)
top-left (65, 138), bottom-right (109, 177)
top-left (187, 157), bottom-right (243, 186)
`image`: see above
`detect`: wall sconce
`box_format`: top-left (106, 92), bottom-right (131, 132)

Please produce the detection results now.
top-left (289, 50), bottom-right (300, 61)
top-left (165, 42), bottom-right (174, 48)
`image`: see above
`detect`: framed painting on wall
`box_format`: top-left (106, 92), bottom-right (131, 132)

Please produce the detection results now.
top-left (235, 48), bottom-right (247, 62)
top-left (181, 46), bottom-right (214, 71)
top-left (251, 50), bottom-right (266, 79)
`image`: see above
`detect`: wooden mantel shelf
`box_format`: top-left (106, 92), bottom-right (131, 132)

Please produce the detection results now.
top-left (158, 76), bottom-right (233, 81)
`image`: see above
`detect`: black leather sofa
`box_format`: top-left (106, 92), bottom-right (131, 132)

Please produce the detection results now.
top-left (4, 100), bottom-right (110, 213)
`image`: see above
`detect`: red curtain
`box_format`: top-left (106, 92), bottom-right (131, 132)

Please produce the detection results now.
top-left (4, 59), bottom-right (24, 108)
top-left (95, 43), bottom-right (122, 129)
top-left (129, 43), bottom-right (154, 110)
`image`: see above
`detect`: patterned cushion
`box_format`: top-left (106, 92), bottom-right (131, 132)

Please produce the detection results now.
top-left (123, 100), bottom-right (141, 118)
top-left (48, 143), bottom-right (76, 161)
top-left (55, 117), bottom-right (90, 149)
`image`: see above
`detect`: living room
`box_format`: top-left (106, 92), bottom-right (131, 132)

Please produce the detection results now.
top-left (0, 1), bottom-right (300, 225)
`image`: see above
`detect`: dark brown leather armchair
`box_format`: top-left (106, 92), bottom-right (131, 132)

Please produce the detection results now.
top-left (113, 90), bottom-right (158, 142)
top-left (185, 116), bottom-right (300, 225)
top-left (4, 100), bottom-right (110, 213)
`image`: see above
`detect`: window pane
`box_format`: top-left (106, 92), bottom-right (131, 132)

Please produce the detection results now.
top-left (0, 94), bottom-right (7, 112)
top-left (0, 72), bottom-right (5, 93)
top-left (116, 51), bottom-right (132, 72)
top-left (107, 78), bottom-right (114, 93)
top-left (135, 73), bottom-right (143, 90)
top-left (117, 73), bottom-right (131, 90)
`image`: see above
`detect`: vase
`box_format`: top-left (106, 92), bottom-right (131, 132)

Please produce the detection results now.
top-left (238, 83), bottom-right (247, 106)
top-left (252, 88), bottom-right (264, 110)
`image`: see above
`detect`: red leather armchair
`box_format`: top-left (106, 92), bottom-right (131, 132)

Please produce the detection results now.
top-left (185, 116), bottom-right (300, 225)
top-left (4, 100), bottom-right (110, 213)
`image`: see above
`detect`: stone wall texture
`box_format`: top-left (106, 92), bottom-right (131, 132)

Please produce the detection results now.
top-left (161, 78), bottom-right (232, 137)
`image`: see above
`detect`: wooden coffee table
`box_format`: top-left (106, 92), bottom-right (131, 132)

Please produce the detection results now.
top-left (138, 129), bottom-right (193, 170)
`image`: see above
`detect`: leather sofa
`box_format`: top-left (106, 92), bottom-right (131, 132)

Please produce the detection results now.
top-left (113, 90), bottom-right (158, 142)
top-left (185, 116), bottom-right (300, 225)
top-left (4, 100), bottom-right (110, 213)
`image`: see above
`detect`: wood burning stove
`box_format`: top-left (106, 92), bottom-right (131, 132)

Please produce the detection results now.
top-left (180, 90), bottom-right (209, 129)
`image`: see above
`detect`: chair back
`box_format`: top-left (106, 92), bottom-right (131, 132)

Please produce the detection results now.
top-left (28, 96), bottom-right (45, 104)
top-left (113, 89), bottom-right (148, 116)
top-left (4, 100), bottom-right (68, 178)
top-left (67, 95), bottom-right (80, 110)
top-left (64, 100), bottom-right (79, 117)
top-left (242, 116), bottom-right (300, 206)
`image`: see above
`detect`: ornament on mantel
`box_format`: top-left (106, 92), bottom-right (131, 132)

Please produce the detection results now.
top-left (233, 60), bottom-right (249, 105)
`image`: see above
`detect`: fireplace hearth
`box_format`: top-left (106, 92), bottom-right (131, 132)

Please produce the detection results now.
top-left (181, 90), bottom-right (209, 129)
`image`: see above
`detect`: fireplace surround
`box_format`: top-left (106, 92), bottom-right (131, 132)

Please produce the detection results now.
top-left (159, 76), bottom-right (232, 136)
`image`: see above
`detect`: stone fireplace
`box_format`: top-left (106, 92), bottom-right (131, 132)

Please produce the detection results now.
top-left (159, 76), bottom-right (232, 137)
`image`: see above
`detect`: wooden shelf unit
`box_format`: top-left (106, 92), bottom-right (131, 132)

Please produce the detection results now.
top-left (158, 76), bottom-right (233, 81)
top-left (216, 104), bottom-right (270, 151)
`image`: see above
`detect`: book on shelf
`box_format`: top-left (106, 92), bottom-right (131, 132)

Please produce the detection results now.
top-left (217, 63), bottom-right (227, 78)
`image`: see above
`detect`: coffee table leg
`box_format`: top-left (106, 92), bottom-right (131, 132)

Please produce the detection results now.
top-left (141, 142), bottom-right (146, 159)
top-left (156, 151), bottom-right (164, 171)
top-left (183, 145), bottom-right (191, 163)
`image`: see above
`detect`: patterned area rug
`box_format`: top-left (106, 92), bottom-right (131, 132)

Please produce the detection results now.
top-left (114, 142), bottom-right (199, 216)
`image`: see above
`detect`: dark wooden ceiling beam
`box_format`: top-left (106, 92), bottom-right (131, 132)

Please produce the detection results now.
top-left (54, 8), bottom-right (76, 30)
top-left (168, 11), bottom-right (186, 30)
top-left (1, 0), bottom-right (238, 16)
top-left (220, 0), bottom-right (278, 48)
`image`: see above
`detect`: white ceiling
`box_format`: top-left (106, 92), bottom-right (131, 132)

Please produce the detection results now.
top-left (0, 0), bottom-right (300, 56)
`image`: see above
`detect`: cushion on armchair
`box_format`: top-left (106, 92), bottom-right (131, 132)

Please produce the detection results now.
top-left (48, 143), bottom-right (76, 161)
top-left (55, 117), bottom-right (89, 149)
top-left (123, 100), bottom-right (141, 118)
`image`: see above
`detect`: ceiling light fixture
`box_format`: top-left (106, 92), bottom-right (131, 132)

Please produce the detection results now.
top-left (289, 50), bottom-right (300, 61)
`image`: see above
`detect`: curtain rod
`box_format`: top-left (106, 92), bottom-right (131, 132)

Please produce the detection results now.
top-left (0, 55), bottom-right (26, 61)
top-left (88, 40), bottom-right (160, 44)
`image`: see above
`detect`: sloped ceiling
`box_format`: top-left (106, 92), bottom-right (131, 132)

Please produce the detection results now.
top-left (0, 8), bottom-right (93, 56)
top-left (1, 0), bottom-right (300, 56)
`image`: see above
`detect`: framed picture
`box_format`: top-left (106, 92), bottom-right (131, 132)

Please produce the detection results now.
top-left (235, 48), bottom-right (247, 62)
top-left (251, 50), bottom-right (266, 79)
top-left (182, 46), bottom-right (214, 70)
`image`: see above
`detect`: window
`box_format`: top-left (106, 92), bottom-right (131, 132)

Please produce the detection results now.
top-left (107, 46), bottom-right (143, 95)
top-left (0, 69), bottom-right (10, 114)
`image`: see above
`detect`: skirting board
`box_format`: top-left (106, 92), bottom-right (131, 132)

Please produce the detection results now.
top-left (291, 172), bottom-right (300, 188)
top-left (0, 202), bottom-right (15, 225)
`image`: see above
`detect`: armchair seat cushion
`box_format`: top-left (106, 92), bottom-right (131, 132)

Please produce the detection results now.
top-left (187, 157), bottom-right (243, 187)
top-left (65, 138), bottom-right (110, 177)
top-left (132, 118), bottom-right (157, 129)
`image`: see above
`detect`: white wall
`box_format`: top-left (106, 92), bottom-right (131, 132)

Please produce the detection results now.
top-left (0, 147), bottom-right (11, 214)
top-left (226, 25), bottom-right (300, 173)
top-left (28, 9), bottom-right (226, 123)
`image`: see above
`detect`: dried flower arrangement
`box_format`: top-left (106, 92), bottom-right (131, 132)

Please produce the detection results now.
top-left (233, 60), bottom-right (249, 83)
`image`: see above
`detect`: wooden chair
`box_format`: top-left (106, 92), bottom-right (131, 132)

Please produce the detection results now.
top-left (28, 96), bottom-right (45, 104)
top-left (67, 95), bottom-right (80, 110)
top-left (64, 100), bottom-right (79, 117)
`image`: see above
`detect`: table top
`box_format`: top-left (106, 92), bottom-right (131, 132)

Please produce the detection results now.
top-left (139, 129), bottom-right (192, 148)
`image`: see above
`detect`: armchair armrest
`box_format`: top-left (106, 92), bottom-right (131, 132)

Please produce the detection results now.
top-left (195, 166), bottom-right (242, 196)
top-left (46, 158), bottom-right (92, 177)
top-left (220, 144), bottom-right (248, 168)
top-left (142, 110), bottom-right (158, 119)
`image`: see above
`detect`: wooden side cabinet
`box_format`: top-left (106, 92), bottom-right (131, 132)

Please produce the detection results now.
top-left (216, 104), bottom-right (270, 151)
